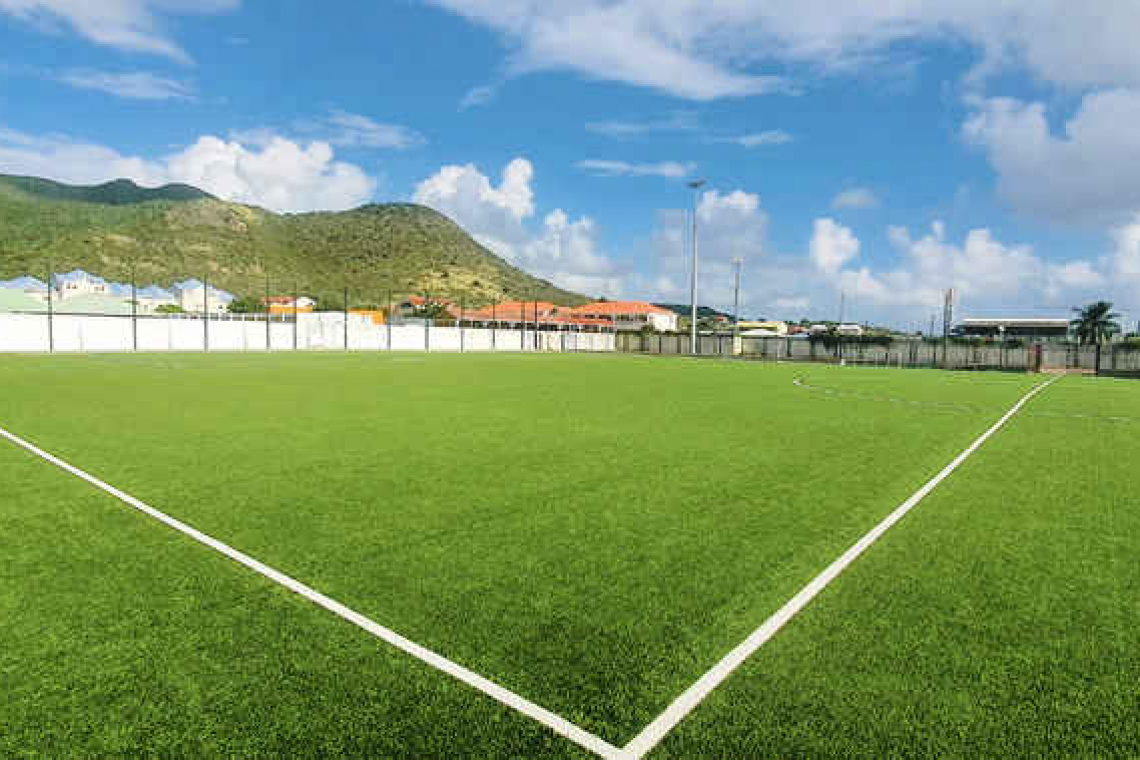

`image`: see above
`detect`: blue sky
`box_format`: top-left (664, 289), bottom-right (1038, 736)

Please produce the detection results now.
top-left (2, 1), bottom-right (1140, 329)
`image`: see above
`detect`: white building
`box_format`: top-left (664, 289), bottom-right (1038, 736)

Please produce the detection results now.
top-left (54, 270), bottom-right (108, 299)
top-left (172, 279), bottom-right (235, 314)
top-left (135, 285), bottom-right (178, 312)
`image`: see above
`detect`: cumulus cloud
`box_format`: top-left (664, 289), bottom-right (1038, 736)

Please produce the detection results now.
top-left (57, 69), bottom-right (194, 100)
top-left (831, 187), bottom-right (878, 210)
top-left (811, 220), bottom-right (1109, 318)
top-left (810, 218), bottom-right (860, 275)
top-left (964, 90), bottom-right (1140, 224)
top-left (643, 188), bottom-right (771, 309)
top-left (0, 0), bottom-right (239, 63)
top-left (427, 2), bottom-right (1140, 100)
top-left (413, 158), bottom-right (625, 297)
top-left (0, 126), bottom-right (376, 212)
top-left (577, 159), bottom-right (694, 179)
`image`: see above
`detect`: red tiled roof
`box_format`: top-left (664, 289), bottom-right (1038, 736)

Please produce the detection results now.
top-left (569, 301), bottom-right (673, 316)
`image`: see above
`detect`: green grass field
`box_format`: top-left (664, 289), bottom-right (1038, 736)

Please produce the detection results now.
top-left (2, 353), bottom-right (1137, 757)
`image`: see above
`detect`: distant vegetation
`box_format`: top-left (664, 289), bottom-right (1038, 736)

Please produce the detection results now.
top-left (0, 174), bottom-right (586, 307)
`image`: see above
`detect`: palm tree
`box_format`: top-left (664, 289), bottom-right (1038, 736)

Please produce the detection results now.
top-left (1071, 301), bottom-right (1121, 374)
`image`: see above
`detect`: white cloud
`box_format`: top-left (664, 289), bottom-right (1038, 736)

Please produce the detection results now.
top-left (585, 111), bottom-right (699, 138)
top-left (324, 110), bottom-right (424, 150)
top-left (964, 90), bottom-right (1140, 224)
top-left (0, 126), bottom-right (376, 213)
top-left (641, 188), bottom-right (771, 310)
top-left (819, 221), bottom-right (1109, 315)
top-left (459, 85), bottom-right (497, 109)
top-left (233, 111), bottom-right (425, 152)
top-left (716, 131), bottom-right (793, 148)
top-left (428, 2), bottom-right (1140, 100)
top-left (57, 69), bottom-right (194, 100)
top-left (774, 296), bottom-right (810, 310)
top-left (831, 187), bottom-right (878, 210)
top-left (810, 218), bottom-right (860, 275)
top-left (412, 157), bottom-right (626, 297)
top-left (0, 0), bottom-right (238, 63)
top-left (577, 159), bottom-right (694, 178)
top-left (1110, 214), bottom-right (1140, 280)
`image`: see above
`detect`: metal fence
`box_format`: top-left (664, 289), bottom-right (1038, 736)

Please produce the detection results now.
top-left (615, 333), bottom-right (1140, 376)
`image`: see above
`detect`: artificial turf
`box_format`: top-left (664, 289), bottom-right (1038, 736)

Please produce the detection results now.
top-left (4, 352), bottom-right (1125, 756)
top-left (655, 373), bottom-right (1140, 757)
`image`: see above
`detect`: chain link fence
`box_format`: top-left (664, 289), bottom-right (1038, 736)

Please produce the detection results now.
top-left (615, 332), bottom-right (1140, 376)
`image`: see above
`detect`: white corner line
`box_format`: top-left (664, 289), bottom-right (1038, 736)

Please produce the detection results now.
top-left (0, 426), bottom-right (625, 760)
top-left (622, 375), bottom-right (1060, 759)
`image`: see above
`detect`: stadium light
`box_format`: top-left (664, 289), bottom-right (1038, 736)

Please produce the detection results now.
top-left (687, 179), bottom-right (706, 355)
top-left (731, 257), bottom-right (743, 352)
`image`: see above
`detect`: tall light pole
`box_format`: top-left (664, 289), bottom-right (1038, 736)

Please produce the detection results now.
top-left (687, 179), bottom-right (706, 355)
top-left (731, 257), bottom-right (743, 350)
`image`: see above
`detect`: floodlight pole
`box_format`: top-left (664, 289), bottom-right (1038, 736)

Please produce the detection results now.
top-left (731, 257), bottom-right (743, 353)
top-left (687, 179), bottom-right (706, 355)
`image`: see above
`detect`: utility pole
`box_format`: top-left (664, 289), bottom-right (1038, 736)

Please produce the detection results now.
top-left (687, 179), bottom-right (706, 355)
top-left (942, 288), bottom-right (955, 368)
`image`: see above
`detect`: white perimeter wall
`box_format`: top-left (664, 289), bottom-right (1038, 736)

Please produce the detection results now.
top-left (0, 313), bottom-right (615, 353)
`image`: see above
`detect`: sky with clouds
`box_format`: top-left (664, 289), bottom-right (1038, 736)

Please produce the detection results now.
top-left (2, 1), bottom-right (1140, 329)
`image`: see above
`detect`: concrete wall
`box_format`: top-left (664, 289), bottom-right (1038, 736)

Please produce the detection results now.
top-left (0, 313), bottom-right (615, 354)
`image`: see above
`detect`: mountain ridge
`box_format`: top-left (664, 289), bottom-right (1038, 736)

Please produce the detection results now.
top-left (0, 174), bottom-right (587, 307)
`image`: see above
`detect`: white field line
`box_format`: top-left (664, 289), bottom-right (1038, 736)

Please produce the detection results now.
top-left (0, 426), bottom-right (625, 760)
top-left (622, 375), bottom-right (1060, 758)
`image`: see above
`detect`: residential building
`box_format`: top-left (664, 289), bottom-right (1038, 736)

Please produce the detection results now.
top-left (172, 279), bottom-right (235, 313)
top-left (262, 295), bottom-right (317, 314)
top-left (54, 269), bottom-right (108, 299)
top-left (569, 301), bottom-right (679, 332)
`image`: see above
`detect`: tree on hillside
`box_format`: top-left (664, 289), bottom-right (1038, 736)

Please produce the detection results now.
top-left (1071, 300), bottom-right (1120, 374)
top-left (228, 295), bottom-right (267, 313)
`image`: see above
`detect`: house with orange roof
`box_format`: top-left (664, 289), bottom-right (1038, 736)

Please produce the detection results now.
top-left (261, 295), bottom-right (316, 314)
top-left (570, 301), bottom-right (678, 332)
top-left (460, 301), bottom-right (611, 331)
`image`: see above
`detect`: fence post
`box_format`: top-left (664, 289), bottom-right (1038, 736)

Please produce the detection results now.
top-left (46, 261), bottom-right (54, 353)
top-left (203, 276), bottom-right (209, 352)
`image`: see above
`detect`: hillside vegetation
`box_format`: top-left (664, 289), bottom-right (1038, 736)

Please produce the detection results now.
top-left (0, 174), bottom-right (585, 306)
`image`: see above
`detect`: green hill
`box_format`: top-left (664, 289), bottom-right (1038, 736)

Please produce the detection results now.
top-left (0, 174), bottom-right (586, 307)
